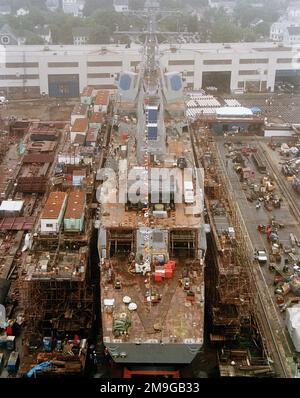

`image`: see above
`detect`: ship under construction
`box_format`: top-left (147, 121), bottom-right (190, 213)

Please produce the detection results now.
top-left (97, 1), bottom-right (206, 367)
top-left (0, 0), bottom-right (300, 380)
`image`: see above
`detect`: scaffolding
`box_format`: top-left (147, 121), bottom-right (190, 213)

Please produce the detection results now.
top-left (190, 120), bottom-right (270, 364)
top-left (22, 277), bottom-right (94, 340)
top-left (21, 202), bottom-right (95, 343)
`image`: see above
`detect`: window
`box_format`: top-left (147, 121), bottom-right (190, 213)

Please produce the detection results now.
top-left (277, 58), bottom-right (293, 63)
top-left (87, 61), bottom-right (122, 67)
top-left (239, 59), bottom-right (269, 64)
top-left (48, 62), bottom-right (79, 67)
top-left (203, 59), bottom-right (232, 65)
top-left (0, 74), bottom-right (39, 80)
top-left (46, 223), bottom-right (53, 228)
top-left (238, 70), bottom-right (267, 75)
top-left (131, 61), bottom-right (140, 67)
top-left (168, 60), bottom-right (194, 66)
top-left (92, 84), bottom-right (117, 89)
top-left (6, 62), bottom-right (39, 68)
top-left (87, 73), bottom-right (111, 78)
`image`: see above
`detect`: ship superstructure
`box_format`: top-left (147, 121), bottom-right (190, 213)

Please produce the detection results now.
top-left (97, 1), bottom-right (206, 364)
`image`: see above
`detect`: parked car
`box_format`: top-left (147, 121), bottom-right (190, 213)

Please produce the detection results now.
top-left (0, 96), bottom-right (8, 104)
top-left (254, 249), bottom-right (268, 265)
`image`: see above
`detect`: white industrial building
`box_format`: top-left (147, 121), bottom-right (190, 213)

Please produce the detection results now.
top-left (62, 0), bottom-right (85, 17)
top-left (0, 42), bottom-right (299, 97)
top-left (113, 0), bottom-right (129, 13)
top-left (270, 2), bottom-right (300, 43)
top-left (40, 191), bottom-right (68, 234)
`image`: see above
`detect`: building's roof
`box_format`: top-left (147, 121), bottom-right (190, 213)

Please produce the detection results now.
top-left (86, 128), bottom-right (98, 142)
top-left (288, 2), bottom-right (300, 11)
top-left (71, 118), bottom-right (88, 132)
top-left (2, 41), bottom-right (300, 55)
top-left (73, 169), bottom-right (86, 177)
top-left (0, 200), bottom-right (23, 212)
top-left (46, 0), bottom-right (59, 7)
top-left (0, 4), bottom-right (11, 14)
top-left (287, 26), bottom-right (300, 35)
top-left (89, 112), bottom-right (104, 123)
top-left (81, 86), bottom-right (93, 97)
top-left (64, 190), bottom-right (85, 219)
top-left (217, 107), bottom-right (253, 116)
top-left (73, 133), bottom-right (86, 145)
top-left (41, 192), bottom-right (67, 219)
top-left (94, 90), bottom-right (109, 106)
top-left (114, 0), bottom-right (129, 5)
top-left (72, 103), bottom-right (88, 116)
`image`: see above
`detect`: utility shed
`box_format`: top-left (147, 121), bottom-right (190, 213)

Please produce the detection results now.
top-left (71, 103), bottom-right (88, 125)
top-left (86, 128), bottom-right (98, 147)
top-left (216, 107), bottom-right (253, 117)
top-left (40, 191), bottom-right (67, 233)
top-left (89, 112), bottom-right (104, 129)
top-left (0, 200), bottom-right (24, 217)
top-left (94, 90), bottom-right (109, 113)
top-left (70, 118), bottom-right (88, 143)
top-left (80, 86), bottom-right (94, 105)
top-left (64, 190), bottom-right (86, 232)
top-left (73, 169), bottom-right (86, 186)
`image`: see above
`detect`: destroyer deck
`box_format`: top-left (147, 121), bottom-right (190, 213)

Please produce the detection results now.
top-left (101, 255), bottom-right (204, 343)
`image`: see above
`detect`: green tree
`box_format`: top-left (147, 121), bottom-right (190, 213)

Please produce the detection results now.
top-left (88, 26), bottom-right (111, 44)
top-left (25, 32), bottom-right (45, 44)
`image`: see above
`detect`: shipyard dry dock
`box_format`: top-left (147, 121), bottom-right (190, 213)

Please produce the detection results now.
top-left (190, 109), bottom-right (300, 377)
top-left (216, 136), bottom-right (300, 375)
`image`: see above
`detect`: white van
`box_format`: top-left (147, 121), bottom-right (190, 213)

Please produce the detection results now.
top-left (184, 180), bottom-right (194, 204)
top-left (0, 96), bottom-right (7, 104)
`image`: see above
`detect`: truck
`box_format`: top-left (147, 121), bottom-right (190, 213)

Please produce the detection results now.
top-left (255, 249), bottom-right (268, 265)
top-left (0, 96), bottom-right (8, 105)
top-left (184, 180), bottom-right (194, 204)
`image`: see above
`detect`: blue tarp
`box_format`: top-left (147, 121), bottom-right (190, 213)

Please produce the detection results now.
top-left (26, 361), bottom-right (52, 378)
top-left (251, 107), bottom-right (262, 114)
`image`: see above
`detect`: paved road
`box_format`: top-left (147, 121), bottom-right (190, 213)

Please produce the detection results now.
top-left (216, 136), bottom-right (300, 376)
